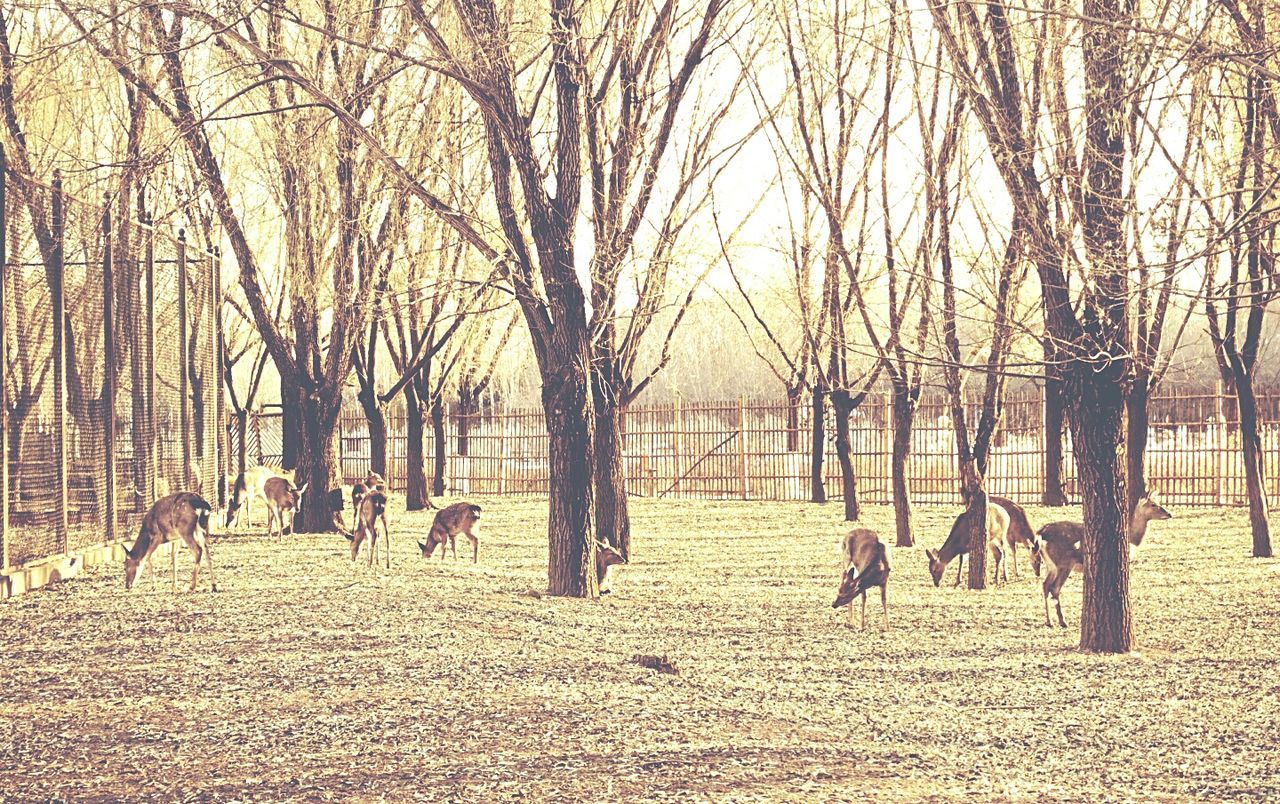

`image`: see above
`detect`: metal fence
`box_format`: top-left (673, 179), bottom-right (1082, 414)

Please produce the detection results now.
top-left (236, 384), bottom-right (1280, 508)
top-left (2, 158), bottom-right (224, 572)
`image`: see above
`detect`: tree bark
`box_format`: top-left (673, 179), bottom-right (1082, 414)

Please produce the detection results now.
top-left (890, 381), bottom-right (915, 547)
top-left (810, 384), bottom-right (826, 503)
top-left (430, 394), bottom-right (447, 498)
top-left (357, 385), bottom-right (388, 479)
top-left (830, 391), bottom-right (859, 521)
top-left (963, 465), bottom-right (987, 590)
top-left (1070, 374), bottom-right (1132, 652)
top-left (593, 397), bottom-right (631, 558)
top-left (294, 391), bottom-right (340, 533)
top-left (1231, 363), bottom-right (1273, 557)
top-left (1043, 344), bottom-right (1069, 506)
top-left (786, 383), bottom-right (803, 452)
top-left (280, 378), bottom-right (301, 470)
top-left (543, 359), bottom-right (597, 598)
top-left (403, 382), bottom-right (429, 511)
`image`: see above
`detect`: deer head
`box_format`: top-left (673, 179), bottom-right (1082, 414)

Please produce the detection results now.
top-left (925, 548), bottom-right (946, 587)
top-left (595, 540), bottom-right (627, 593)
top-left (122, 543), bottom-right (141, 590)
top-left (1135, 492), bottom-right (1172, 523)
top-left (1029, 539), bottom-right (1043, 578)
top-left (831, 565), bottom-right (870, 608)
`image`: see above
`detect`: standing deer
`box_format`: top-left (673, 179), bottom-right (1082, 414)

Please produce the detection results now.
top-left (123, 492), bottom-right (217, 592)
top-left (926, 502), bottom-right (1011, 587)
top-left (596, 540), bottom-right (627, 595)
top-left (226, 465), bottom-right (296, 528)
top-left (1028, 493), bottom-right (1173, 576)
top-left (345, 490), bottom-right (390, 568)
top-left (831, 528), bottom-right (890, 630)
top-left (1032, 521), bottom-right (1083, 627)
top-left (418, 502), bottom-right (482, 563)
top-left (990, 496), bottom-right (1038, 578)
top-left (263, 477), bottom-right (308, 539)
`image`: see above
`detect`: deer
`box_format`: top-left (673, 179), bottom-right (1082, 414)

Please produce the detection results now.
top-left (226, 464), bottom-right (296, 529)
top-left (327, 472), bottom-right (389, 536)
top-left (263, 477), bottom-right (307, 539)
top-left (418, 502), bottom-right (482, 563)
top-left (926, 501), bottom-right (1011, 587)
top-left (1028, 493), bottom-right (1173, 576)
top-left (122, 492), bottom-right (217, 593)
top-left (831, 528), bottom-right (890, 630)
top-left (1032, 521), bottom-right (1084, 627)
top-left (990, 496), bottom-right (1038, 579)
top-left (345, 489), bottom-right (390, 568)
top-left (596, 540), bottom-right (627, 595)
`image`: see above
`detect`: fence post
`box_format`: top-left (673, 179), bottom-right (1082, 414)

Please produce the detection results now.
top-left (673, 395), bottom-right (683, 497)
top-left (739, 396), bottom-right (748, 500)
top-left (50, 173), bottom-right (69, 553)
top-left (177, 229), bottom-right (191, 489)
top-left (212, 246), bottom-right (226, 507)
top-left (0, 144), bottom-right (7, 570)
top-left (102, 195), bottom-right (117, 544)
top-left (1215, 379), bottom-right (1226, 505)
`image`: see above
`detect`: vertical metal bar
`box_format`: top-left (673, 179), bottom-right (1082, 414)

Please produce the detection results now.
top-left (144, 210), bottom-right (156, 501)
top-left (212, 246), bottom-right (226, 508)
top-left (177, 229), bottom-right (191, 490)
top-left (102, 195), bottom-right (117, 543)
top-left (50, 172), bottom-right (68, 553)
top-left (0, 144), bottom-right (8, 571)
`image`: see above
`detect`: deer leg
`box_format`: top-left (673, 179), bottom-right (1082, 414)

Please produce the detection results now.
top-left (859, 592), bottom-right (867, 631)
top-left (880, 584), bottom-right (889, 630)
top-left (450, 534), bottom-right (457, 561)
top-left (170, 544), bottom-right (178, 591)
top-left (1010, 543), bottom-right (1019, 579)
top-left (368, 531), bottom-right (376, 567)
top-left (204, 537), bottom-right (217, 592)
top-left (953, 554), bottom-right (964, 587)
top-left (1054, 568), bottom-right (1072, 628)
top-left (189, 543), bottom-right (202, 592)
top-left (469, 534), bottom-right (478, 564)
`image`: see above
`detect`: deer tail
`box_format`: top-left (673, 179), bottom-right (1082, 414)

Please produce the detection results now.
top-left (876, 541), bottom-right (889, 572)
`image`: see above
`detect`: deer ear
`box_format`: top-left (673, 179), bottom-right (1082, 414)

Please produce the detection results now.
top-left (925, 549), bottom-right (936, 561)
top-left (296, 483), bottom-right (308, 496)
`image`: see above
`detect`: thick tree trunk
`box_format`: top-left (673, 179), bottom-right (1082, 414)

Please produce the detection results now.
top-left (593, 398), bottom-right (631, 558)
top-left (358, 386), bottom-right (388, 479)
top-left (431, 394), bottom-right (447, 498)
top-left (235, 410), bottom-right (248, 479)
top-left (962, 464), bottom-right (987, 590)
top-left (1232, 368), bottom-right (1273, 557)
top-left (830, 391), bottom-right (859, 521)
top-left (1043, 352), bottom-right (1069, 506)
top-left (543, 361), bottom-right (598, 598)
top-left (457, 388), bottom-right (474, 457)
top-left (280, 379), bottom-right (301, 470)
top-left (1070, 375), bottom-right (1132, 653)
top-left (1125, 374), bottom-right (1149, 513)
top-left (294, 392), bottom-right (340, 533)
top-left (403, 383), bottom-right (429, 511)
top-left (890, 382), bottom-right (915, 547)
top-left (810, 385), bottom-right (826, 503)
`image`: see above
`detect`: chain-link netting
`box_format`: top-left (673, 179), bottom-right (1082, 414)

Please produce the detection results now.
top-left (2, 173), bottom-right (223, 572)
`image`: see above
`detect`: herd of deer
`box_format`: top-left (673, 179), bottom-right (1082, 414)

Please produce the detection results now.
top-left (832, 493), bottom-right (1173, 630)
top-left (121, 461), bottom-right (1169, 629)
top-left (119, 462), bottom-right (632, 594)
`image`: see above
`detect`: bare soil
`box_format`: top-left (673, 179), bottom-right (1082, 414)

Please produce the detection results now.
top-left (2, 498), bottom-right (1278, 801)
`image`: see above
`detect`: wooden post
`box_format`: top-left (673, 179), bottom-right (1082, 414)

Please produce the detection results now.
top-left (143, 210), bottom-right (156, 501)
top-left (0, 144), bottom-right (8, 570)
top-left (673, 395), bottom-right (683, 497)
top-left (1215, 379), bottom-right (1227, 505)
top-left (101, 195), bottom-right (117, 543)
top-left (212, 246), bottom-right (226, 507)
top-left (739, 396), bottom-right (749, 500)
top-left (497, 413), bottom-right (509, 495)
top-left (177, 230), bottom-right (191, 490)
top-left (50, 173), bottom-right (69, 553)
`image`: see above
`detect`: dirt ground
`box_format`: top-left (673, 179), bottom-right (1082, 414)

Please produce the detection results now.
top-left (1, 497), bottom-right (1278, 801)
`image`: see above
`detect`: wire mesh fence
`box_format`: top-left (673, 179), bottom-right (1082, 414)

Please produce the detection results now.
top-left (244, 384), bottom-right (1280, 508)
top-left (2, 162), bottom-right (224, 573)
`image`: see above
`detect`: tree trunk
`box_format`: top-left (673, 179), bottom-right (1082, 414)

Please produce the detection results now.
top-left (235, 410), bottom-right (248, 479)
top-left (358, 386), bottom-right (388, 479)
top-left (457, 388), bottom-right (474, 457)
top-left (1043, 351), bottom-right (1068, 506)
top-left (431, 394), bottom-right (446, 498)
top-left (1232, 366), bottom-right (1272, 557)
top-left (403, 383), bottom-right (429, 511)
top-left (962, 465), bottom-right (987, 590)
top-left (1070, 376), bottom-right (1132, 653)
top-left (830, 391), bottom-right (859, 521)
top-left (593, 397), bottom-right (631, 558)
top-left (294, 392), bottom-right (340, 533)
top-left (890, 382), bottom-right (915, 547)
top-left (1125, 373), bottom-right (1150, 514)
top-left (280, 378), bottom-right (301, 470)
top-left (810, 385), bottom-right (826, 503)
top-left (543, 361), bottom-right (598, 598)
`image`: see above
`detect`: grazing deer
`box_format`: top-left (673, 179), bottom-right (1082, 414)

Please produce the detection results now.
top-left (1032, 521), bottom-right (1084, 627)
top-left (226, 465), bottom-right (296, 528)
top-left (263, 477), bottom-right (308, 539)
top-left (596, 540), bottom-right (627, 595)
top-left (832, 528), bottom-right (890, 630)
top-left (345, 490), bottom-right (390, 568)
top-left (123, 492), bottom-right (217, 593)
top-left (926, 502), bottom-right (1011, 587)
top-left (1128, 492), bottom-right (1172, 547)
top-left (418, 502), bottom-right (482, 563)
top-left (990, 496), bottom-right (1038, 579)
